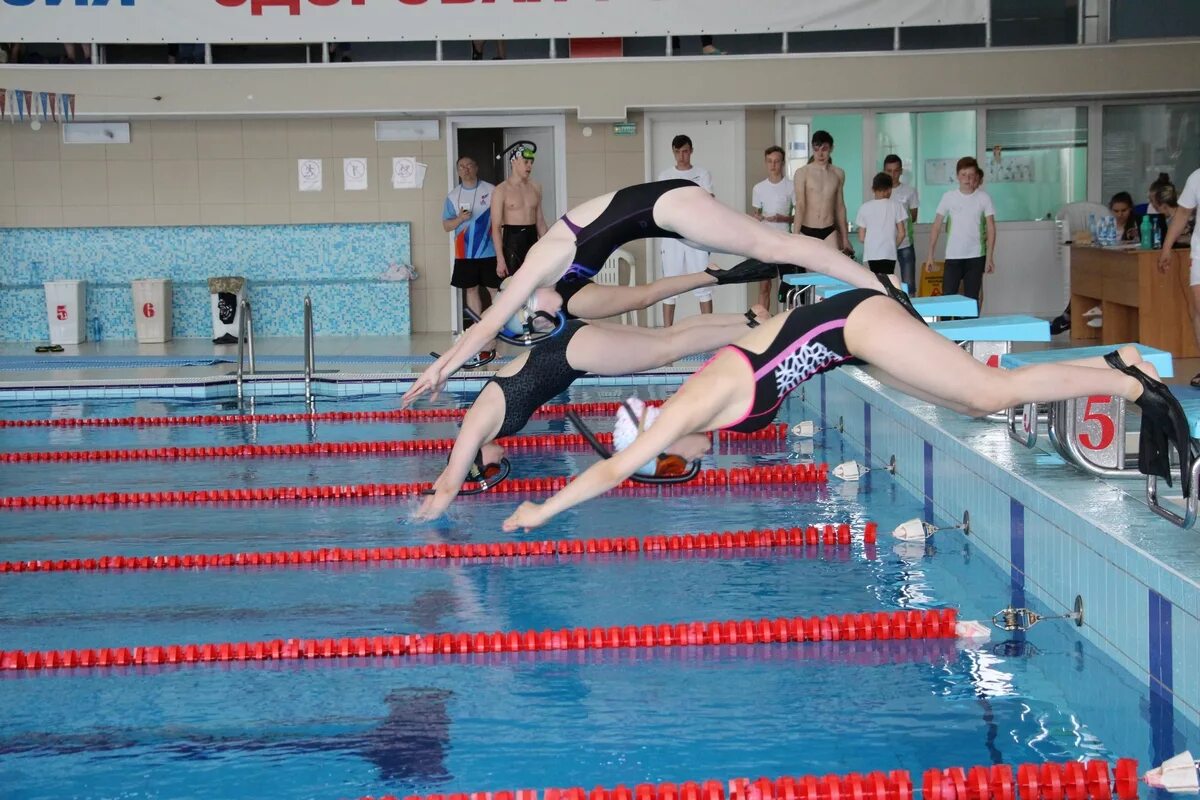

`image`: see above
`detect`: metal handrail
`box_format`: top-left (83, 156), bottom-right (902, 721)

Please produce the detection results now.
top-left (303, 295), bottom-right (315, 405)
top-left (236, 299), bottom-right (256, 402)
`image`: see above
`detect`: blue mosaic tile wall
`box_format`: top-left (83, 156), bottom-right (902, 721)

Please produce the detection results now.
top-left (0, 223), bottom-right (411, 341)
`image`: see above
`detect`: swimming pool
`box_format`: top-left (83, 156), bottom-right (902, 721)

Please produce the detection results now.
top-left (0, 387), bottom-right (1195, 799)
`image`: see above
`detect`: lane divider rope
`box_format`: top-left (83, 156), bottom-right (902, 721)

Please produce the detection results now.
top-left (0, 607), bottom-right (959, 673)
top-left (0, 462), bottom-right (828, 509)
top-left (0, 522), bottom-right (877, 574)
top-left (0, 401), bottom-right (667, 430)
top-left (352, 758), bottom-right (1140, 800)
top-left (0, 424), bottom-right (790, 465)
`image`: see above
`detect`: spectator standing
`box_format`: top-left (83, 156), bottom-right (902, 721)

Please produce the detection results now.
top-left (656, 134), bottom-right (715, 326)
top-left (883, 154), bottom-right (919, 290)
top-left (855, 173), bottom-right (907, 277)
top-left (1158, 168), bottom-right (1200, 386)
top-left (750, 145), bottom-right (795, 308)
top-left (444, 156), bottom-right (499, 361)
top-left (793, 130), bottom-right (852, 257)
top-left (923, 156), bottom-right (997, 305)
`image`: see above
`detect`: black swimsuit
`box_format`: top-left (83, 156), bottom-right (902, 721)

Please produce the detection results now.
top-left (715, 289), bottom-right (875, 434)
top-left (490, 320), bottom-right (588, 438)
top-left (559, 179), bottom-right (694, 283)
top-left (555, 277), bottom-right (592, 319)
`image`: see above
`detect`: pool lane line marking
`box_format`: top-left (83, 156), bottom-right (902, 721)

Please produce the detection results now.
top-left (0, 522), bottom-right (878, 574)
top-left (0, 606), bottom-right (959, 673)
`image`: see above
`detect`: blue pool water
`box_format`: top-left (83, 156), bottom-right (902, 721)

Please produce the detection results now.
top-left (0, 391), bottom-right (1194, 799)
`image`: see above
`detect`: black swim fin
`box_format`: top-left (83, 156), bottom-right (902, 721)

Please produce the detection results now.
top-left (706, 259), bottom-right (787, 285)
top-left (1104, 350), bottom-right (1194, 496)
top-left (877, 273), bottom-right (927, 326)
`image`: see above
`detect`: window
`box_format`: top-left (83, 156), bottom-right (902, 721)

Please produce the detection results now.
top-left (1102, 103), bottom-right (1200, 209)
top-left (877, 110), bottom-right (977, 223)
top-left (985, 107), bottom-right (1088, 221)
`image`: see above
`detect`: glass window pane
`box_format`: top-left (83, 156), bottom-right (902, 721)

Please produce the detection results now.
top-left (984, 107), bottom-right (1088, 222)
top-left (1102, 103), bottom-right (1200, 210)
top-left (784, 121), bottom-right (810, 178)
top-left (880, 110), bottom-right (977, 223)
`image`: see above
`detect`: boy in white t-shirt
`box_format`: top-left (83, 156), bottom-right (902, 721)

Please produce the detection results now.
top-left (923, 156), bottom-right (996, 304)
top-left (883, 155), bottom-right (919, 289)
top-left (854, 173), bottom-right (908, 276)
top-left (750, 145), bottom-right (795, 308)
top-left (1160, 166), bottom-right (1200, 386)
top-left (655, 133), bottom-right (714, 326)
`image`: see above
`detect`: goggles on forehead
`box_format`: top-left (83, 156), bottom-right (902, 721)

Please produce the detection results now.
top-left (564, 407), bottom-right (702, 485)
top-left (501, 140), bottom-right (538, 164)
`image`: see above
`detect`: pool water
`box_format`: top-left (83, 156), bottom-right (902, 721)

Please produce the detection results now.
top-left (0, 391), bottom-right (1192, 799)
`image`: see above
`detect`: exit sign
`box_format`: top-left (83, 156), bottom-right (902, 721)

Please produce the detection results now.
top-left (612, 122), bottom-right (637, 137)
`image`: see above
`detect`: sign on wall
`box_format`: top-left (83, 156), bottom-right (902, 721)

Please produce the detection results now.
top-left (2, 0), bottom-right (988, 44)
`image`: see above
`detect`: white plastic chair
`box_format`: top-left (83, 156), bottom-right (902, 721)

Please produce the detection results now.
top-left (594, 247), bottom-right (638, 325)
top-left (1055, 202), bottom-right (1112, 244)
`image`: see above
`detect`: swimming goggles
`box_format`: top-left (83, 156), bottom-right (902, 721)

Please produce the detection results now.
top-left (565, 405), bottom-right (702, 485)
top-left (421, 450), bottom-right (512, 496)
top-left (501, 140), bottom-right (537, 163)
top-left (465, 305), bottom-right (568, 347)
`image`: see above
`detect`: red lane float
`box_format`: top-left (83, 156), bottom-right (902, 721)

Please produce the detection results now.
top-left (0, 463), bottom-right (828, 510)
top-left (0, 607), bottom-right (959, 673)
top-left (0, 425), bottom-right (788, 465)
top-left (0, 522), bottom-right (879, 574)
top-left (0, 400), bottom-right (665, 430)
top-left (352, 759), bottom-right (1138, 800)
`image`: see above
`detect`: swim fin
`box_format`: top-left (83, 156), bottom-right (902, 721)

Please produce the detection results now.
top-left (877, 273), bottom-right (927, 326)
top-left (1104, 350), bottom-right (1194, 496)
top-left (706, 259), bottom-right (787, 285)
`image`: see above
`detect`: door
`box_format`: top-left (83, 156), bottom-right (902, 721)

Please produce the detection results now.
top-left (646, 111), bottom-right (746, 323)
top-left (504, 126), bottom-right (559, 220)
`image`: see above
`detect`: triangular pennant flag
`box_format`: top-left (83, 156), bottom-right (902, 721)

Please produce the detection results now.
top-left (0, 90), bottom-right (6, 123)
top-left (39, 92), bottom-right (49, 122)
top-left (68, 94), bottom-right (76, 122)
top-left (16, 90), bottom-right (25, 122)
top-left (51, 93), bottom-right (58, 123)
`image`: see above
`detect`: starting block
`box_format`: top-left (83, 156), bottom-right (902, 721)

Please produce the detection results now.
top-left (999, 344), bottom-right (1175, 481)
top-left (931, 315), bottom-right (1050, 364)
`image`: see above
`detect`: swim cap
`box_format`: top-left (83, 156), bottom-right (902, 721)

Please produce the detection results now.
top-left (612, 397), bottom-right (660, 476)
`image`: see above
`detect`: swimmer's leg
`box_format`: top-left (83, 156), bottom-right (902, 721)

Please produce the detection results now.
top-left (844, 295), bottom-right (1148, 417)
top-left (568, 314), bottom-right (757, 373)
top-left (564, 272), bottom-right (720, 321)
top-left (653, 186), bottom-right (880, 291)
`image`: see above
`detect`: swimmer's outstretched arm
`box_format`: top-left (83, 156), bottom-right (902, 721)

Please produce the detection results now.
top-left (402, 243), bottom-right (566, 406)
top-left (502, 398), bottom-right (708, 531)
top-left (413, 396), bottom-right (504, 520)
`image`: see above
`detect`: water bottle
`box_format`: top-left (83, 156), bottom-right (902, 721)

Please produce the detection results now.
top-left (1088, 213), bottom-right (1097, 243)
top-left (1140, 216), bottom-right (1153, 249)
top-left (1104, 216), bottom-right (1117, 246)
top-left (1153, 219), bottom-right (1164, 250)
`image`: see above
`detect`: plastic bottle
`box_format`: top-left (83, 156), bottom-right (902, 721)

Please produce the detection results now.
top-left (1153, 221), bottom-right (1164, 249)
top-left (1088, 213), bottom-right (1097, 243)
top-left (1140, 216), bottom-right (1153, 249)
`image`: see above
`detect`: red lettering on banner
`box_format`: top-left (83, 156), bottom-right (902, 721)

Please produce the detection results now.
top-left (214, 0), bottom-right (366, 14)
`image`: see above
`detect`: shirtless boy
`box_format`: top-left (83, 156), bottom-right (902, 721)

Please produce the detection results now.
top-left (491, 142), bottom-right (548, 279)
top-left (793, 130), bottom-right (851, 256)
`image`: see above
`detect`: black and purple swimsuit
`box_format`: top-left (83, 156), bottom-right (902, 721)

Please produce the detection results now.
top-left (558, 179), bottom-right (695, 283)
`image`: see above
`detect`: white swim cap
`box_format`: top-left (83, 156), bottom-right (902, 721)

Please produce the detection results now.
top-left (612, 397), bottom-right (660, 476)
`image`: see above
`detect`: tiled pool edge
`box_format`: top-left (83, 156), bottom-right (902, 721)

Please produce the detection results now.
top-left (806, 368), bottom-right (1200, 733)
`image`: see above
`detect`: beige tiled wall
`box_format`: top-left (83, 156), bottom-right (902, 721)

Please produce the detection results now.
top-left (0, 112), bottom-right (667, 333)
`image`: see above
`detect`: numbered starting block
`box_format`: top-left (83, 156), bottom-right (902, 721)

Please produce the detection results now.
top-left (930, 315), bottom-right (1050, 365)
top-left (999, 344), bottom-right (1175, 481)
top-left (1147, 396), bottom-right (1200, 528)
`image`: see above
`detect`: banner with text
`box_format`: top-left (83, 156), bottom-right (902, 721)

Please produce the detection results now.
top-left (2, 0), bottom-right (988, 44)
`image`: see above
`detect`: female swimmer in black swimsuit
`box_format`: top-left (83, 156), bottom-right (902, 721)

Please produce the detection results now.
top-left (501, 291), bottom-right (1193, 531)
top-left (403, 180), bottom-right (883, 406)
top-left (412, 307), bottom-right (770, 520)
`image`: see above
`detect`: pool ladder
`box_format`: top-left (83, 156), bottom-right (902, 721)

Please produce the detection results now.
top-left (235, 296), bottom-right (317, 406)
top-left (236, 299), bottom-right (256, 403)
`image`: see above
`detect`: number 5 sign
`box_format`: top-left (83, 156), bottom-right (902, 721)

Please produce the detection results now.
top-left (1071, 394), bottom-right (1125, 469)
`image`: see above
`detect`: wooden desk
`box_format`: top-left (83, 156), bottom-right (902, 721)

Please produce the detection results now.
top-left (1069, 245), bottom-right (1196, 358)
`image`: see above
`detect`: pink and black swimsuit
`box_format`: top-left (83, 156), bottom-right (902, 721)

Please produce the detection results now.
top-left (717, 288), bottom-right (874, 434)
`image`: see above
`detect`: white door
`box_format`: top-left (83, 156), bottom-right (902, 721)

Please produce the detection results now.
top-left (505, 126), bottom-right (560, 220)
top-left (646, 111), bottom-right (746, 323)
